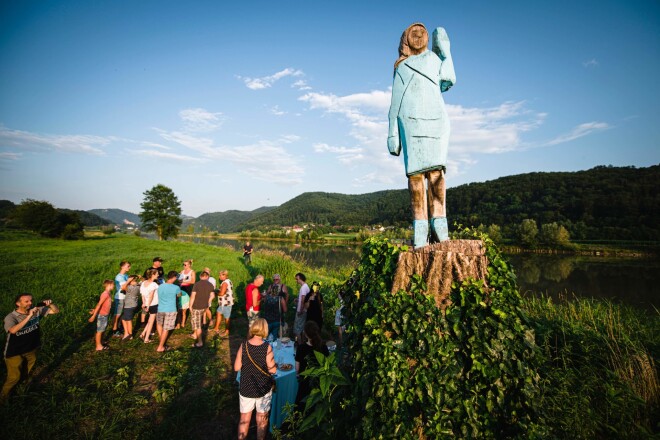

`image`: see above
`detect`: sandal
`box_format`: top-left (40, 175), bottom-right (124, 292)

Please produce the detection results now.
top-left (96, 345), bottom-right (110, 351)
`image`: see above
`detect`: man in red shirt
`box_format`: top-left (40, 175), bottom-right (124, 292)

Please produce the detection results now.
top-left (245, 275), bottom-right (264, 328)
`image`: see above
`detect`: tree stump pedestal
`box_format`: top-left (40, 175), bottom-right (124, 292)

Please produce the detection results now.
top-left (391, 239), bottom-right (489, 309)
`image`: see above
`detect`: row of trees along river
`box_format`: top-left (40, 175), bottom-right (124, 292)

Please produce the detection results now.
top-left (175, 235), bottom-right (659, 312)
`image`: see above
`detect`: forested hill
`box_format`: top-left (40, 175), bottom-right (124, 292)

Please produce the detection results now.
top-left (88, 208), bottom-right (141, 226)
top-left (449, 165), bottom-right (660, 240)
top-left (0, 200), bottom-right (110, 227)
top-left (237, 190), bottom-right (411, 231)
top-left (236, 165), bottom-right (659, 240)
top-left (182, 206), bottom-right (275, 233)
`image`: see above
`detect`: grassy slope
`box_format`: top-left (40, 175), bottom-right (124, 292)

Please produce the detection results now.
top-left (0, 231), bottom-right (332, 439)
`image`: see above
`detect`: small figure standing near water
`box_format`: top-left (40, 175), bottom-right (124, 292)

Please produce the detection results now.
top-left (243, 241), bottom-right (253, 265)
top-left (388, 23), bottom-right (456, 248)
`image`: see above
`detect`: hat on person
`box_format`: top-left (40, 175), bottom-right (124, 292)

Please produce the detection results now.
top-left (153, 257), bottom-right (163, 262)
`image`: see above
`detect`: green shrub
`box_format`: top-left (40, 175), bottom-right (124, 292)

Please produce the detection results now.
top-left (297, 232), bottom-right (543, 439)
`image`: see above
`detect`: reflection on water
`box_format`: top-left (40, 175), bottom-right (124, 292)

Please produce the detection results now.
top-left (174, 236), bottom-right (658, 311)
top-left (506, 254), bottom-right (659, 311)
top-left (178, 237), bottom-right (360, 270)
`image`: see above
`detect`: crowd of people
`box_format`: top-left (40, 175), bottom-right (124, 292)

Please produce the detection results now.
top-left (87, 257), bottom-right (235, 353)
top-left (3, 252), bottom-right (345, 438)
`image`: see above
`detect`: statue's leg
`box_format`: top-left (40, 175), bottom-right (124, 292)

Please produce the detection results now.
top-left (428, 169), bottom-right (448, 242)
top-left (409, 174), bottom-right (428, 248)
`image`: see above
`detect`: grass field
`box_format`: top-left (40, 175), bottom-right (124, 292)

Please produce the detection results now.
top-left (0, 230), bottom-right (336, 439)
top-left (1, 230), bottom-right (658, 439)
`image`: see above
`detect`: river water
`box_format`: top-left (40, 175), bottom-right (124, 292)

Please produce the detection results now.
top-left (178, 237), bottom-right (659, 311)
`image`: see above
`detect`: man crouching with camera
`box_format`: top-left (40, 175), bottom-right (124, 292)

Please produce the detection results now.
top-left (2, 293), bottom-right (59, 402)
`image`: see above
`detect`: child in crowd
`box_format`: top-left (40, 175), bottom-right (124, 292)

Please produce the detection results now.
top-left (121, 275), bottom-right (141, 341)
top-left (89, 279), bottom-right (113, 351)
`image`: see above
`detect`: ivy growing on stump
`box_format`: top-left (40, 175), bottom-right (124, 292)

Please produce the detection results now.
top-left (299, 229), bottom-right (543, 439)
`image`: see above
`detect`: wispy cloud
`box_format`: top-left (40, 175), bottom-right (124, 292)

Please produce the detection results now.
top-left (0, 125), bottom-right (112, 155)
top-left (145, 110), bottom-right (305, 184)
top-left (179, 108), bottom-right (224, 132)
top-left (0, 152), bottom-right (21, 161)
top-left (300, 90), bottom-right (551, 185)
top-left (239, 68), bottom-right (304, 90)
top-left (140, 141), bottom-right (171, 150)
top-left (313, 143), bottom-right (364, 164)
top-left (270, 105), bottom-right (287, 116)
top-left (583, 58), bottom-right (599, 68)
top-left (132, 149), bottom-right (205, 162)
top-left (545, 122), bottom-right (610, 146)
top-left (448, 101), bottom-right (545, 154)
top-left (292, 80), bottom-right (312, 91)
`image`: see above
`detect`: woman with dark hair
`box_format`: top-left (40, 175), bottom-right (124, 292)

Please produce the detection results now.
top-left (303, 281), bottom-right (323, 329)
top-left (234, 318), bottom-right (276, 440)
top-left (139, 269), bottom-right (159, 343)
top-left (295, 320), bottom-right (329, 406)
top-left (261, 281), bottom-right (287, 340)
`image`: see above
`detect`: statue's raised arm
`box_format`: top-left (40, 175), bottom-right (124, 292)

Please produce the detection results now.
top-left (432, 27), bottom-right (455, 92)
top-left (387, 23), bottom-right (456, 249)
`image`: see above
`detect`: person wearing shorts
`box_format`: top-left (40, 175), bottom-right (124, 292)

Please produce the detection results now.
top-left (120, 275), bottom-right (140, 341)
top-left (212, 270), bottom-right (233, 337)
top-left (112, 261), bottom-right (131, 337)
top-left (189, 271), bottom-right (214, 348)
top-left (156, 271), bottom-right (181, 352)
top-left (89, 280), bottom-right (113, 351)
top-left (140, 269), bottom-right (160, 343)
top-left (234, 318), bottom-right (276, 440)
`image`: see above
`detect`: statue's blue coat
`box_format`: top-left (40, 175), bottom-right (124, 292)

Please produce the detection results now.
top-left (388, 30), bottom-right (455, 176)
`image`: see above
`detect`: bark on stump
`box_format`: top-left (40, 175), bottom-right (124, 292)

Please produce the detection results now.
top-left (391, 239), bottom-right (488, 309)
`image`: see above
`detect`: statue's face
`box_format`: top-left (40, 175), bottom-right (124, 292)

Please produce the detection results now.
top-left (407, 25), bottom-right (427, 53)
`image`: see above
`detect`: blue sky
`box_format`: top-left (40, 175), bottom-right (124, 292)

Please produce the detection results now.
top-left (1, 0), bottom-right (658, 216)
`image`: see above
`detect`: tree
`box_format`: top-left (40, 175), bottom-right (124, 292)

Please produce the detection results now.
top-left (11, 199), bottom-right (83, 239)
top-left (540, 222), bottom-right (571, 247)
top-left (486, 223), bottom-right (503, 244)
top-left (139, 184), bottom-right (182, 240)
top-left (519, 218), bottom-right (538, 247)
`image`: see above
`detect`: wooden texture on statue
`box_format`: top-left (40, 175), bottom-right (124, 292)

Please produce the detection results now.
top-left (391, 240), bottom-right (488, 309)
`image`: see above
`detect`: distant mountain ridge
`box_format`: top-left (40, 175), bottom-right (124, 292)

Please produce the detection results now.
top-left (181, 206), bottom-right (275, 233)
top-left (0, 201), bottom-right (110, 227)
top-left (237, 190), bottom-right (410, 231)
top-left (83, 164), bottom-right (659, 240)
top-left (88, 208), bottom-right (142, 227)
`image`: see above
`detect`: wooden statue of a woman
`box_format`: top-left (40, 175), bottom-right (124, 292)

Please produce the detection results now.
top-left (388, 23), bottom-right (456, 248)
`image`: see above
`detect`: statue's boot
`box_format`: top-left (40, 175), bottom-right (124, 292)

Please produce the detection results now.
top-left (431, 217), bottom-right (449, 242)
top-left (413, 220), bottom-right (429, 249)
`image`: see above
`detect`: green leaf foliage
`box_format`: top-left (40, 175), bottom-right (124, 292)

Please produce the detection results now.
top-left (139, 184), bottom-right (182, 240)
top-left (297, 233), bottom-right (544, 439)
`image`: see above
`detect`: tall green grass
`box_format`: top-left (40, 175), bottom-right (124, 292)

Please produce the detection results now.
top-left (0, 230), bottom-right (333, 439)
top-left (523, 295), bottom-right (659, 439)
top-left (1, 230), bottom-right (657, 438)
